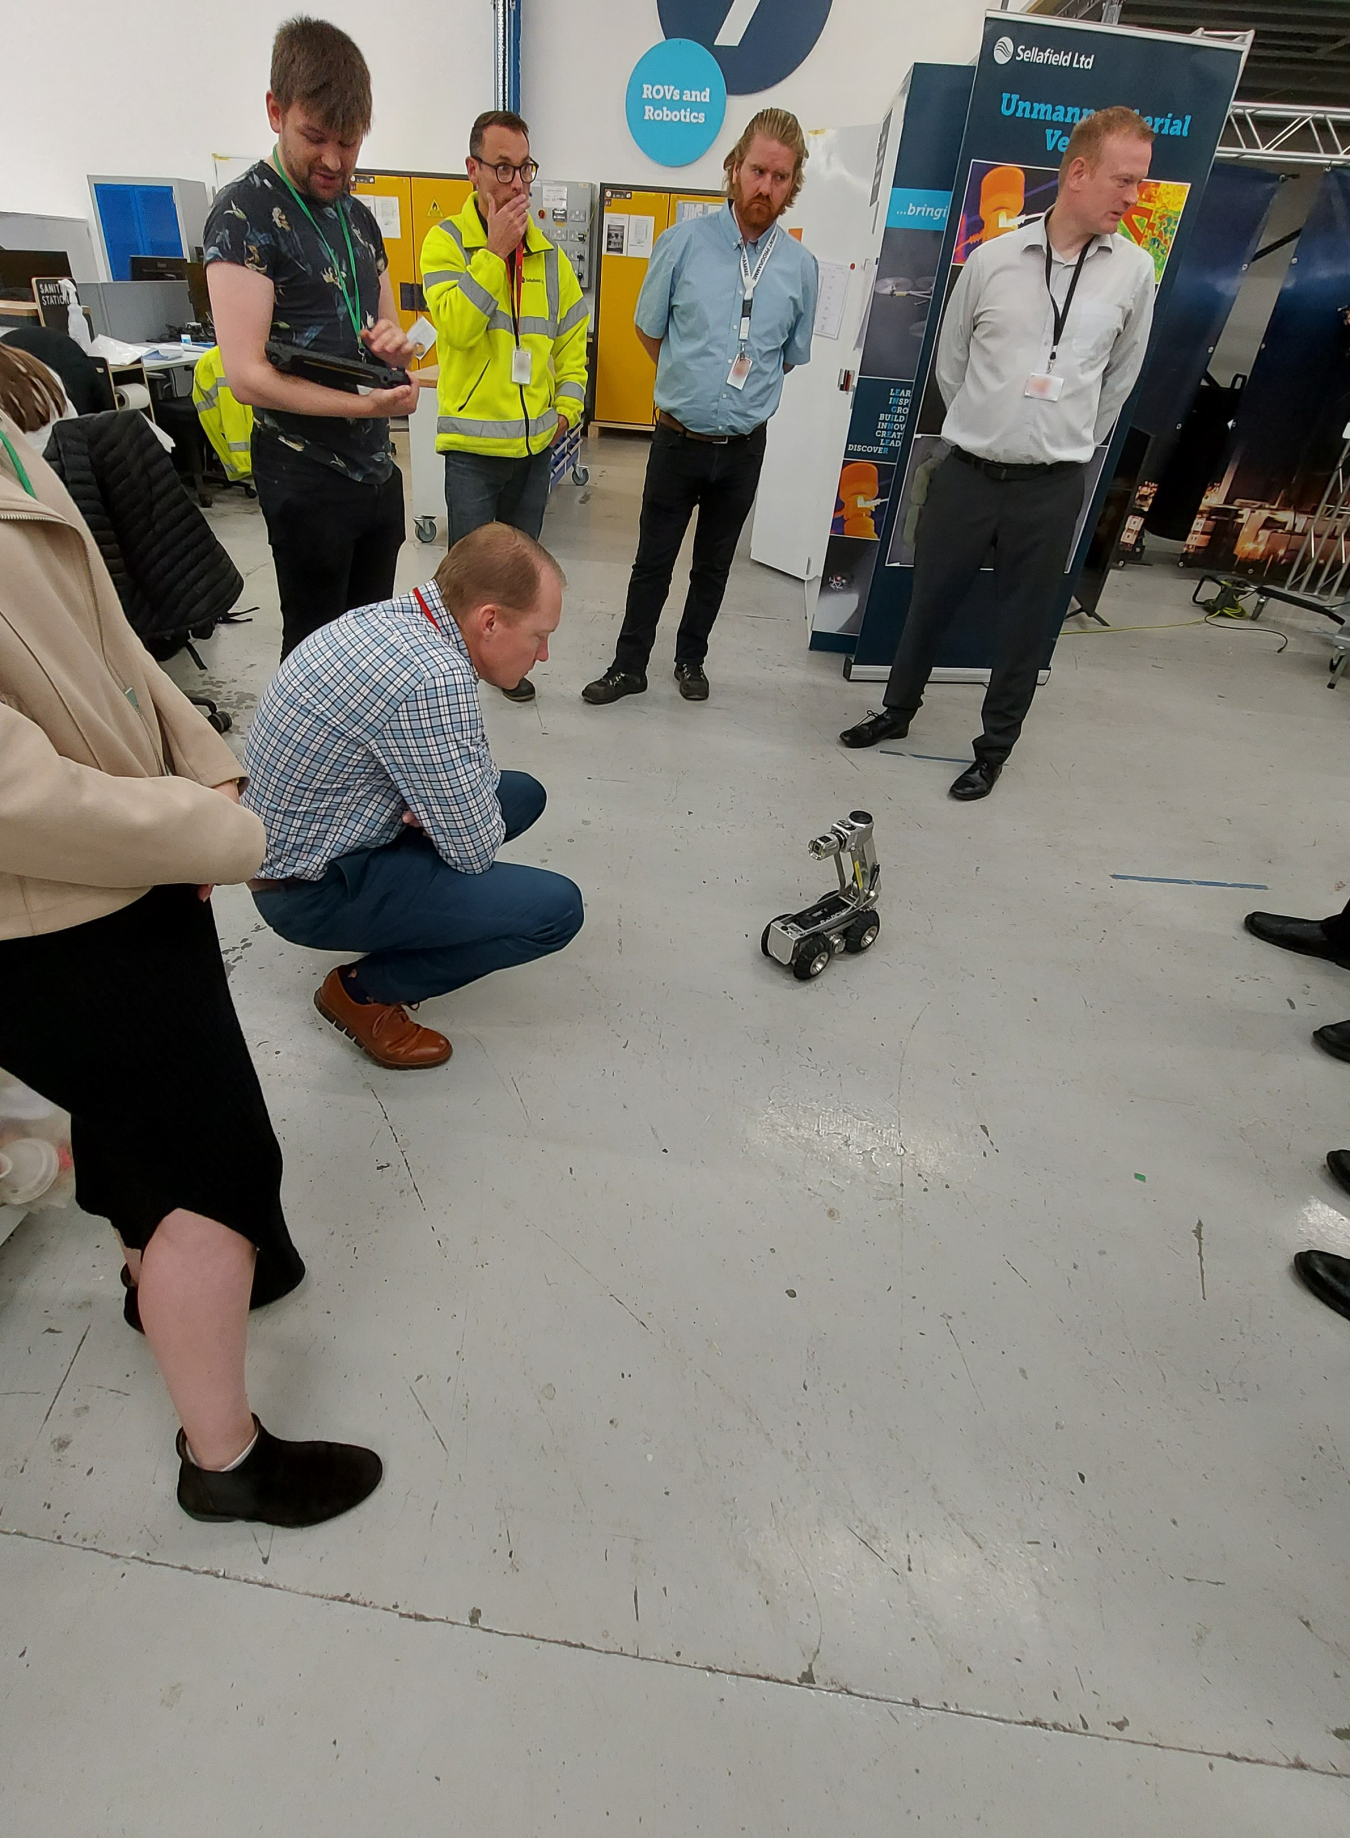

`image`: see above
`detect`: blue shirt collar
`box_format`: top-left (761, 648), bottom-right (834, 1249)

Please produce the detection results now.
top-left (720, 200), bottom-right (763, 256)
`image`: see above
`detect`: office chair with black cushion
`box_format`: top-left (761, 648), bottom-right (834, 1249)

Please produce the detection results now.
top-left (44, 409), bottom-right (246, 729)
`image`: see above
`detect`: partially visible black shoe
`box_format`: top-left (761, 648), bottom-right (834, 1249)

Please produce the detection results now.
top-left (949, 758), bottom-right (1002, 801)
top-left (1243, 911), bottom-right (1350, 969)
top-left (500, 677), bottom-right (536, 703)
top-left (1293, 1249), bottom-right (1350, 1325)
top-left (839, 708), bottom-right (909, 748)
top-left (674, 662), bottom-right (709, 701)
top-left (122, 1257), bottom-right (305, 1335)
top-left (1326, 1149), bottom-right (1350, 1199)
top-left (176, 1416), bottom-right (383, 1527)
top-left (1312, 1019), bottom-right (1350, 1063)
top-left (582, 667), bottom-right (646, 706)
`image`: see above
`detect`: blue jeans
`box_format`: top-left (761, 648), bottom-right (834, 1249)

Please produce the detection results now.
top-left (252, 772), bottom-right (583, 1007)
top-left (443, 449), bottom-right (552, 545)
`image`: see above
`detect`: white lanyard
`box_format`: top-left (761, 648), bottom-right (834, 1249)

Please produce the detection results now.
top-left (737, 223), bottom-right (779, 349)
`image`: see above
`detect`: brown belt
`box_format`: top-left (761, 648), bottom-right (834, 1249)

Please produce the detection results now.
top-left (657, 410), bottom-right (762, 445)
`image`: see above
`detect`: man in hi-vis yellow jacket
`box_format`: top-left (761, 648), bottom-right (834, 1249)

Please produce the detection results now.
top-left (420, 110), bottom-right (588, 701)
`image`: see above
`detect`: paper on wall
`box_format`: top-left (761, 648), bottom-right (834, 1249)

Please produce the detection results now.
top-left (604, 214), bottom-right (629, 256)
top-left (370, 194), bottom-right (402, 240)
top-left (543, 182), bottom-right (568, 221)
top-left (627, 215), bottom-right (655, 260)
top-left (812, 259), bottom-right (850, 341)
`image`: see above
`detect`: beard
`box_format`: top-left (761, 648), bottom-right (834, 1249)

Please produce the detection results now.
top-left (732, 183), bottom-right (782, 233)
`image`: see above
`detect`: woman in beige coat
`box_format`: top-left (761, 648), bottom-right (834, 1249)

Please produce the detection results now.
top-left (0, 373), bottom-right (379, 1526)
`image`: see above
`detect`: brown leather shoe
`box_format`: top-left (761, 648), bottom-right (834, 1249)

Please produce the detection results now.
top-left (314, 968), bottom-right (451, 1070)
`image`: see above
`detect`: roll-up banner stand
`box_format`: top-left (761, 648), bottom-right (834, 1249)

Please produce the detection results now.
top-left (844, 10), bottom-right (1249, 681)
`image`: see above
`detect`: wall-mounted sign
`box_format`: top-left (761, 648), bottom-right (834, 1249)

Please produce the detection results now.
top-left (657, 0), bottom-right (834, 95)
top-left (625, 37), bottom-right (727, 166)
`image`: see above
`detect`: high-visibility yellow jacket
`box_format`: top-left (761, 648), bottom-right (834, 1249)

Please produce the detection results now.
top-left (191, 346), bottom-right (253, 481)
top-left (420, 196), bottom-right (588, 459)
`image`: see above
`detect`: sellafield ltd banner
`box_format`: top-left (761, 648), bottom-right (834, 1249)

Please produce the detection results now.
top-left (846, 10), bottom-right (1247, 678)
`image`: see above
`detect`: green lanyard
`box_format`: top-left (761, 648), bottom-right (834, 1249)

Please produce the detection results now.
top-left (271, 150), bottom-right (365, 343)
top-left (0, 427), bottom-right (36, 497)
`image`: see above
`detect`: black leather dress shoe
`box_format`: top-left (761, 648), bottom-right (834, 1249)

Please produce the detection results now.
top-left (674, 662), bottom-right (709, 700)
top-left (1313, 1019), bottom-right (1350, 1063)
top-left (500, 678), bottom-right (536, 703)
top-left (1326, 1149), bottom-right (1350, 1199)
top-left (1293, 1249), bottom-right (1350, 1325)
top-left (949, 758), bottom-right (1002, 801)
top-left (582, 668), bottom-right (647, 705)
top-left (839, 708), bottom-right (910, 748)
top-left (1243, 912), bottom-right (1350, 969)
top-left (122, 1257), bottom-right (304, 1334)
top-left (176, 1417), bottom-right (383, 1527)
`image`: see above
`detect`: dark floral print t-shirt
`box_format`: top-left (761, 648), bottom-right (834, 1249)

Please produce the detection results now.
top-left (204, 160), bottom-right (392, 482)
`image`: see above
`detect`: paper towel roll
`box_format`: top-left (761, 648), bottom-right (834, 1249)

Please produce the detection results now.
top-left (114, 382), bottom-right (151, 412)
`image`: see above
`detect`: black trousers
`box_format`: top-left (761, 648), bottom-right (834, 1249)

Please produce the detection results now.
top-left (612, 421), bottom-right (766, 675)
top-left (884, 451), bottom-right (1086, 763)
top-left (1323, 900), bottom-right (1350, 948)
top-left (252, 435), bottom-right (406, 660)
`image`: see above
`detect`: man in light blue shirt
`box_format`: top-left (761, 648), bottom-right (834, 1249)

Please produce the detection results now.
top-left (583, 109), bottom-right (818, 705)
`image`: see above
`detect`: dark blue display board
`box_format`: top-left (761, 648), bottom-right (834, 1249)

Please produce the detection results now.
top-left (847, 13), bottom-right (1247, 672)
top-left (809, 64), bottom-right (972, 652)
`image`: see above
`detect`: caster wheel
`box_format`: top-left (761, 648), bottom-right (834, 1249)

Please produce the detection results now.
top-left (415, 515), bottom-right (438, 544)
top-left (792, 938), bottom-right (832, 981)
top-left (845, 914), bottom-right (880, 953)
top-left (208, 708), bottom-right (232, 735)
top-left (572, 466), bottom-right (590, 486)
top-left (761, 914), bottom-right (792, 958)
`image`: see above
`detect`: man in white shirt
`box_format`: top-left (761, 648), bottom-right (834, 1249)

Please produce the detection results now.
top-left (841, 107), bottom-right (1157, 799)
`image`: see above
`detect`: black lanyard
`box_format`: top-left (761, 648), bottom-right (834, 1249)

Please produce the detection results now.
top-left (1044, 228), bottom-right (1091, 369)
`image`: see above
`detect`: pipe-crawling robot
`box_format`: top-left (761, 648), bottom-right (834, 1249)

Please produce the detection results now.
top-left (761, 810), bottom-right (880, 980)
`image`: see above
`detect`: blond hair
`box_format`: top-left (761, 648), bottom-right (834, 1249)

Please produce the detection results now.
top-left (723, 108), bottom-right (809, 210)
top-left (434, 521), bottom-right (564, 623)
top-left (1061, 106), bottom-right (1155, 180)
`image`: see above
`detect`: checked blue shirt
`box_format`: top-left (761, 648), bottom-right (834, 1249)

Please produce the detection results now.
top-left (243, 581), bottom-right (504, 880)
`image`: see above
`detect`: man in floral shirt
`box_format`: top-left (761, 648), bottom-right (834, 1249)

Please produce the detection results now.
top-left (205, 18), bottom-right (418, 657)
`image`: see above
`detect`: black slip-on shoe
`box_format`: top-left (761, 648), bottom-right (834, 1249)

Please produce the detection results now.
top-left (176, 1417), bottom-right (382, 1527)
top-left (1243, 912), bottom-right (1350, 969)
top-left (1325, 1149), bottom-right (1350, 1199)
top-left (1312, 1019), bottom-right (1350, 1063)
top-left (500, 678), bottom-right (536, 703)
top-left (1293, 1249), bottom-right (1350, 1325)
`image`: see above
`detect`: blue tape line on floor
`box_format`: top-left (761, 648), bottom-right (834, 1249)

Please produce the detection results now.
top-left (1112, 874), bottom-right (1269, 890)
top-left (878, 748), bottom-right (972, 764)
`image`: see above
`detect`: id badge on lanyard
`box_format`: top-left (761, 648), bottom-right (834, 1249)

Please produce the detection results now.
top-left (728, 223), bottom-right (778, 391)
top-left (510, 249), bottom-right (532, 386)
top-left (1026, 229), bottom-right (1089, 401)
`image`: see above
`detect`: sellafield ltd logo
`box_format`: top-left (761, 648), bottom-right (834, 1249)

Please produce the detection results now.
top-left (994, 38), bottom-right (1095, 71)
top-left (640, 80), bottom-right (713, 124)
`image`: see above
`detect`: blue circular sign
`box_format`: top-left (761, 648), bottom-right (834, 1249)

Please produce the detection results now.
top-left (658, 0), bottom-right (833, 95)
top-left (626, 39), bottom-right (727, 167)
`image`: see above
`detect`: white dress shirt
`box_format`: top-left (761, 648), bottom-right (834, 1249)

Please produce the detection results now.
top-left (935, 217), bottom-right (1155, 466)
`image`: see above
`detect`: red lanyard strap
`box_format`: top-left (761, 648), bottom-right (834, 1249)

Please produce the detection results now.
top-left (413, 587), bottom-right (441, 634)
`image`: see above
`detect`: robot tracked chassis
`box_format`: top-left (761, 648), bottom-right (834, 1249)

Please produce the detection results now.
top-left (762, 811), bottom-right (880, 981)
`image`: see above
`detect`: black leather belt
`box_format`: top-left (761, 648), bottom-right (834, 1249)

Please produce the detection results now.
top-left (952, 446), bottom-right (1082, 483)
top-left (657, 410), bottom-right (763, 445)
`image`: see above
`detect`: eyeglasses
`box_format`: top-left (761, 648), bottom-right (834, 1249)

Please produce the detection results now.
top-left (480, 158), bottom-right (539, 185)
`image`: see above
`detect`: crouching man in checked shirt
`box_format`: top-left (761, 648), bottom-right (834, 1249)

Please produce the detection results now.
top-left (243, 524), bottom-right (583, 1070)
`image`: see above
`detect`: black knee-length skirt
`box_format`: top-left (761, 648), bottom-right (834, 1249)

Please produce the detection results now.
top-left (0, 884), bottom-right (303, 1289)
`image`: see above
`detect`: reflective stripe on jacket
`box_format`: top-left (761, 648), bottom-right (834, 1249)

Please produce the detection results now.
top-left (420, 196), bottom-right (589, 459)
top-left (192, 347), bottom-right (253, 481)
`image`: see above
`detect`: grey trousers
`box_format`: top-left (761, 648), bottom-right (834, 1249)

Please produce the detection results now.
top-left (883, 451), bottom-right (1086, 763)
